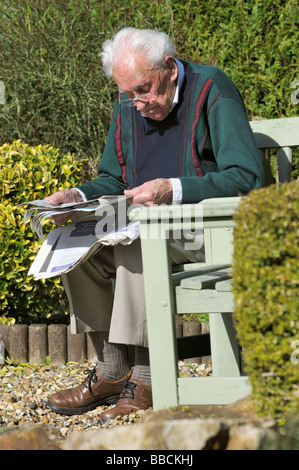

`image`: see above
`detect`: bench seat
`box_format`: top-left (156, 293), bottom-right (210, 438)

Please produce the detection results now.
top-left (176, 267), bottom-right (234, 313)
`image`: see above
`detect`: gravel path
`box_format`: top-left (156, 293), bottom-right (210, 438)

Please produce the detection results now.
top-left (0, 361), bottom-right (212, 437)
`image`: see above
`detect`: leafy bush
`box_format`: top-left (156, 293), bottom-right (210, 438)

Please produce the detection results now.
top-left (233, 181), bottom-right (299, 422)
top-left (0, 140), bottom-right (85, 323)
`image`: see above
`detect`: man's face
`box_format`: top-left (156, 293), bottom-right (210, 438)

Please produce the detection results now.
top-left (112, 55), bottom-right (178, 121)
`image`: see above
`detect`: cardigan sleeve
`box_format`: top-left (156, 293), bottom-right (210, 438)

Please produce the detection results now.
top-left (177, 64), bottom-right (265, 204)
top-left (179, 96), bottom-right (264, 203)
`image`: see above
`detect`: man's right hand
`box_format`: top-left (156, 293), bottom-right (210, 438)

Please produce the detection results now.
top-left (44, 189), bottom-right (84, 225)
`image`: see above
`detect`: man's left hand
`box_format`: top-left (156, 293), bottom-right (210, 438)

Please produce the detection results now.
top-left (124, 178), bottom-right (173, 205)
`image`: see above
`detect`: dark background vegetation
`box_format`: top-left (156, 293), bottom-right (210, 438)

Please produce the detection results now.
top-left (0, 0), bottom-right (298, 169)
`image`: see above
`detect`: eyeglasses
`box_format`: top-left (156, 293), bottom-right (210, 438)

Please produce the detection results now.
top-left (119, 63), bottom-right (163, 107)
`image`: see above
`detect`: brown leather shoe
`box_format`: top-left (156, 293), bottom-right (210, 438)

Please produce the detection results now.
top-left (47, 365), bottom-right (132, 416)
top-left (97, 378), bottom-right (152, 424)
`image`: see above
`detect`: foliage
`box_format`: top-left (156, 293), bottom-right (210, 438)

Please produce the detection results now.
top-left (182, 314), bottom-right (209, 322)
top-left (261, 415), bottom-right (299, 449)
top-left (0, 140), bottom-right (84, 323)
top-left (170, 0), bottom-right (298, 119)
top-left (232, 180), bottom-right (299, 422)
top-left (0, 0), bottom-right (298, 167)
top-left (0, 314), bottom-right (15, 325)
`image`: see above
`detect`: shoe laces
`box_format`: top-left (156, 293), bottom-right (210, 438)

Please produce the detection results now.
top-left (83, 365), bottom-right (98, 393)
top-left (119, 379), bottom-right (137, 399)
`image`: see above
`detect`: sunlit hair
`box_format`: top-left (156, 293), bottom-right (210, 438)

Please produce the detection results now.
top-left (100, 27), bottom-right (176, 77)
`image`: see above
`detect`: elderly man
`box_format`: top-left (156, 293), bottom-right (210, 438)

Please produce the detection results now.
top-left (46, 27), bottom-right (264, 422)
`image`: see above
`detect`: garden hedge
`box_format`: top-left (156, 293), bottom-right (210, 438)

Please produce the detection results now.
top-left (233, 180), bottom-right (299, 422)
top-left (0, 140), bottom-right (84, 324)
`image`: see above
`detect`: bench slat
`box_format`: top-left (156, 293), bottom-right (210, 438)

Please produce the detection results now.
top-left (177, 376), bottom-right (251, 405)
top-left (216, 279), bottom-right (233, 292)
top-left (179, 268), bottom-right (232, 290)
top-left (176, 288), bottom-right (234, 313)
top-left (172, 264), bottom-right (230, 286)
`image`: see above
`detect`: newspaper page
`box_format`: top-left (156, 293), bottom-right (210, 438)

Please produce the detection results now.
top-left (19, 195), bottom-right (125, 241)
top-left (22, 196), bottom-right (140, 279)
top-left (28, 217), bottom-right (140, 279)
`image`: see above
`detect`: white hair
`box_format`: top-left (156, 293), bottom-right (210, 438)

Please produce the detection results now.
top-left (100, 27), bottom-right (176, 77)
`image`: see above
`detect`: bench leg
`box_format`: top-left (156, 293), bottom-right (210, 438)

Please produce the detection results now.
top-left (140, 231), bottom-right (179, 410)
top-left (209, 313), bottom-right (241, 377)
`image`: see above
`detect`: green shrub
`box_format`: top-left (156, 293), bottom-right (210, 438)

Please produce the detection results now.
top-left (232, 180), bottom-right (299, 422)
top-left (0, 140), bottom-right (85, 323)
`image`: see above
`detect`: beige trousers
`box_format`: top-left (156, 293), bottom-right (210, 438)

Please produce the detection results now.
top-left (62, 238), bottom-right (204, 347)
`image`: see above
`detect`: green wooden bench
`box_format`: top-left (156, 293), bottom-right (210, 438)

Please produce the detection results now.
top-left (129, 117), bottom-right (299, 410)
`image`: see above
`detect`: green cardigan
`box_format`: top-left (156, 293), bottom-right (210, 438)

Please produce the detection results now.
top-left (77, 61), bottom-right (264, 203)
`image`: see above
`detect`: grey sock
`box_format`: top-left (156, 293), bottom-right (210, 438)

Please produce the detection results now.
top-left (89, 331), bottom-right (131, 382)
top-left (131, 346), bottom-right (151, 387)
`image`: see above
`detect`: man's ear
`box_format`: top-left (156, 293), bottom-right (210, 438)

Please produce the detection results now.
top-left (164, 55), bottom-right (178, 83)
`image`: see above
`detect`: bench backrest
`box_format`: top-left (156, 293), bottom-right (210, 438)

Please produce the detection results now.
top-left (249, 117), bottom-right (299, 185)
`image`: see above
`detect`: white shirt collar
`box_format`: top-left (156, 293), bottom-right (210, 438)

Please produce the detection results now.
top-left (139, 58), bottom-right (184, 117)
top-left (171, 58), bottom-right (184, 110)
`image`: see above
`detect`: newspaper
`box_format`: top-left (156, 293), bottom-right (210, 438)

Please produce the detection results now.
top-left (21, 196), bottom-right (140, 279)
top-left (19, 195), bottom-right (126, 241)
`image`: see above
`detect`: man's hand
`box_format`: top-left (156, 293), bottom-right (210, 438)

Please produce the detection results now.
top-left (124, 178), bottom-right (173, 205)
top-left (44, 189), bottom-right (84, 225)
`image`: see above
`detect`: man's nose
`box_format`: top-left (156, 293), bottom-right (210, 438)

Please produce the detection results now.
top-left (135, 101), bottom-right (147, 111)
